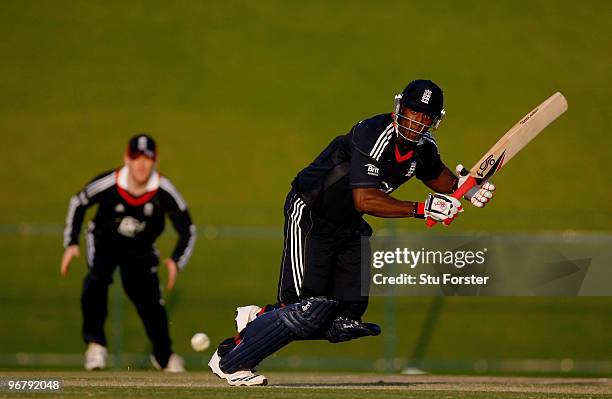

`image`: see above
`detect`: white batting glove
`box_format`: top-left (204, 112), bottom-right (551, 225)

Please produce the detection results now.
top-left (423, 193), bottom-right (463, 223)
top-left (456, 164), bottom-right (495, 208)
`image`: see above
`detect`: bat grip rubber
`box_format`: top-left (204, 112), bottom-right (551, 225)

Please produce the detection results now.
top-left (426, 176), bottom-right (478, 228)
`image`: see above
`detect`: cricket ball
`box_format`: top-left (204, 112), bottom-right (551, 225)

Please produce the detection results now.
top-left (190, 332), bottom-right (210, 352)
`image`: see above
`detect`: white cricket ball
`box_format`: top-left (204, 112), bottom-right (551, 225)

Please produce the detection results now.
top-left (190, 332), bottom-right (210, 352)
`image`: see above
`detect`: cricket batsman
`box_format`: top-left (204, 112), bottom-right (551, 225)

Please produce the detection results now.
top-left (60, 134), bottom-right (196, 372)
top-left (208, 80), bottom-right (496, 385)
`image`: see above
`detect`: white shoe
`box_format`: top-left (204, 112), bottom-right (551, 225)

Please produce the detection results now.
top-left (150, 353), bottom-right (186, 373)
top-left (208, 350), bottom-right (267, 386)
top-left (235, 305), bottom-right (262, 333)
top-left (84, 342), bottom-right (107, 370)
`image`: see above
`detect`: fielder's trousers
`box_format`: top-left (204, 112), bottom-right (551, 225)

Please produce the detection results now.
top-left (80, 237), bottom-right (172, 367)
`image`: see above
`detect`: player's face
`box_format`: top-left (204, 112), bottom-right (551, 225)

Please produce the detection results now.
top-left (396, 107), bottom-right (433, 143)
top-left (127, 155), bottom-right (156, 184)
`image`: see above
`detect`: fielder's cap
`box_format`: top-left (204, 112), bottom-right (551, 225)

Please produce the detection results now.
top-left (127, 133), bottom-right (157, 160)
top-left (400, 80), bottom-right (444, 119)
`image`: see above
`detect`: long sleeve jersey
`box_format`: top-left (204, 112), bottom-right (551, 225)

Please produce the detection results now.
top-left (63, 166), bottom-right (196, 269)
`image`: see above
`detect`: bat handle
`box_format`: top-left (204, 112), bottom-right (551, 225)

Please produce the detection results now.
top-left (426, 176), bottom-right (478, 228)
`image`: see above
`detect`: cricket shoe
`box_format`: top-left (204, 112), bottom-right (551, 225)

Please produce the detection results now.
top-left (84, 342), bottom-right (107, 370)
top-left (208, 350), bottom-right (267, 386)
top-left (150, 353), bottom-right (186, 373)
top-left (235, 305), bottom-right (262, 333)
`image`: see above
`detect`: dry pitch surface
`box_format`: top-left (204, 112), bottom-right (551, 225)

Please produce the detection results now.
top-left (0, 371), bottom-right (610, 398)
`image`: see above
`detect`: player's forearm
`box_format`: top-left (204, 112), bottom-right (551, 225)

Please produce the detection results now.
top-left (171, 229), bottom-right (195, 267)
top-left (352, 188), bottom-right (419, 218)
top-left (63, 194), bottom-right (88, 247)
top-left (169, 214), bottom-right (196, 270)
top-left (423, 167), bottom-right (458, 194)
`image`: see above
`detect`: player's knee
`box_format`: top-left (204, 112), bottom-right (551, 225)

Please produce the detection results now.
top-left (278, 297), bottom-right (339, 339)
top-left (86, 271), bottom-right (113, 284)
top-left (81, 273), bottom-right (113, 295)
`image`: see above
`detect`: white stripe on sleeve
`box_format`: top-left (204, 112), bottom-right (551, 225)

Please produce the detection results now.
top-left (159, 177), bottom-right (187, 211)
top-left (63, 195), bottom-right (81, 247)
top-left (85, 173), bottom-right (115, 198)
top-left (177, 224), bottom-right (197, 270)
top-left (369, 123), bottom-right (393, 160)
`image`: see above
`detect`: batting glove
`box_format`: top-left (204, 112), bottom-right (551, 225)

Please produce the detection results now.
top-left (417, 193), bottom-right (463, 223)
top-left (456, 164), bottom-right (495, 208)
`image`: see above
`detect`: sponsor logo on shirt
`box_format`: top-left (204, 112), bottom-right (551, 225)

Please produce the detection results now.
top-left (365, 163), bottom-right (379, 177)
top-left (117, 216), bottom-right (146, 238)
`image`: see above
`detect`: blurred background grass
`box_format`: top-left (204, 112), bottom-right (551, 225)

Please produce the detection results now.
top-left (0, 0), bottom-right (610, 373)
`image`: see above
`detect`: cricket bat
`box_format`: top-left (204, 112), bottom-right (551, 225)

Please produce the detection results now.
top-left (427, 92), bottom-right (568, 227)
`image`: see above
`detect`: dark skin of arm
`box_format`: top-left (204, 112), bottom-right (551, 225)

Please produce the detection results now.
top-left (352, 167), bottom-right (457, 218)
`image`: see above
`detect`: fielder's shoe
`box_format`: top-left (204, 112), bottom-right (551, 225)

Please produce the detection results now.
top-left (208, 350), bottom-right (267, 386)
top-left (150, 353), bottom-right (186, 373)
top-left (235, 305), bottom-right (262, 333)
top-left (84, 342), bottom-right (107, 371)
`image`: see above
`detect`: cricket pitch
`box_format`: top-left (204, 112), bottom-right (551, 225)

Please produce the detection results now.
top-left (0, 371), bottom-right (610, 398)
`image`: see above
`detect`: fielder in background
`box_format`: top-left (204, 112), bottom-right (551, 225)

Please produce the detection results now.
top-left (208, 80), bottom-right (496, 386)
top-left (60, 134), bottom-right (196, 372)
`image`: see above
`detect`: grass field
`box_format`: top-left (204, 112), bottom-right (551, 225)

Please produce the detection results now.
top-left (1, 371), bottom-right (611, 399)
top-left (2, 232), bottom-right (612, 369)
top-left (0, 0), bottom-right (611, 376)
top-left (0, 0), bottom-right (610, 229)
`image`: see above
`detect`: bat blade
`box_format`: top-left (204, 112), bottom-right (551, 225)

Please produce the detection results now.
top-left (470, 92), bottom-right (568, 182)
top-left (426, 92), bottom-right (568, 228)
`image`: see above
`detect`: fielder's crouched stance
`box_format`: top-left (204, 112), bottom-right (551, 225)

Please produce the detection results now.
top-left (208, 80), bottom-right (496, 386)
top-left (60, 134), bottom-right (196, 372)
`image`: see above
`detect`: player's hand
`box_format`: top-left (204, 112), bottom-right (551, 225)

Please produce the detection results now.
top-left (60, 245), bottom-right (80, 277)
top-left (456, 164), bottom-right (495, 208)
top-left (424, 193), bottom-right (463, 223)
top-left (164, 258), bottom-right (178, 292)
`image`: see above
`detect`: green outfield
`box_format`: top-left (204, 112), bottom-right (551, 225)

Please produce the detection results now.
top-left (0, 0), bottom-right (611, 375)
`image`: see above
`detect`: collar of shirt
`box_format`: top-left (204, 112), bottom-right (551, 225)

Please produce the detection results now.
top-left (116, 165), bottom-right (160, 192)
